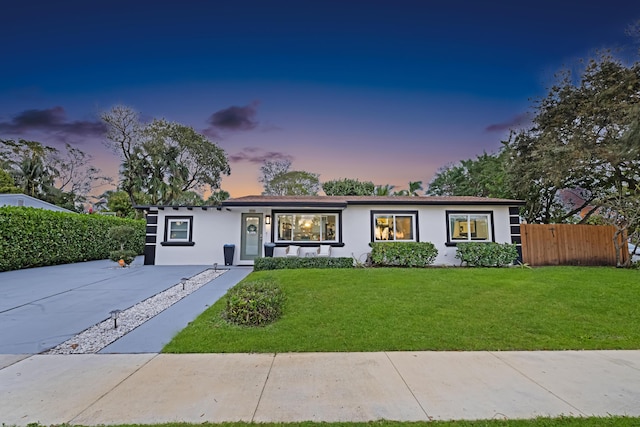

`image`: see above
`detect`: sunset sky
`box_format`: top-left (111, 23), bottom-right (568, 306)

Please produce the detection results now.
top-left (2, 1), bottom-right (640, 198)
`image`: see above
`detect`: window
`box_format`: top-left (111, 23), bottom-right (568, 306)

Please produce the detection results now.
top-left (447, 211), bottom-right (493, 243)
top-left (162, 216), bottom-right (194, 246)
top-left (372, 211), bottom-right (418, 242)
top-left (169, 219), bottom-right (190, 241)
top-left (274, 212), bottom-right (339, 243)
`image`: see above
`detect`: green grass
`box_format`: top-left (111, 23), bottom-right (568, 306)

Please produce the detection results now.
top-left (163, 267), bottom-right (640, 353)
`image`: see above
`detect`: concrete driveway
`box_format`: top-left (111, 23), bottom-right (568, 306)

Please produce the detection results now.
top-left (0, 258), bottom-right (251, 354)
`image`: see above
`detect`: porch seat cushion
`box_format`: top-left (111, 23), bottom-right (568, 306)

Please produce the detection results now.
top-left (286, 245), bottom-right (300, 257)
top-left (317, 245), bottom-right (331, 257)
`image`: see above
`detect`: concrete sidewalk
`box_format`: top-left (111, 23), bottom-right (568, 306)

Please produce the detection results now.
top-left (1, 350), bottom-right (639, 425)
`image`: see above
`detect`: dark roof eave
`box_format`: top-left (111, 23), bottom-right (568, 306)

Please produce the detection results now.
top-left (222, 200), bottom-right (348, 208)
top-left (135, 197), bottom-right (525, 210)
top-left (345, 199), bottom-right (525, 206)
top-left (133, 205), bottom-right (218, 210)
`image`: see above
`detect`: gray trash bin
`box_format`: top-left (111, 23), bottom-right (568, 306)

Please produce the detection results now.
top-left (223, 244), bottom-right (235, 265)
top-left (264, 242), bottom-right (276, 257)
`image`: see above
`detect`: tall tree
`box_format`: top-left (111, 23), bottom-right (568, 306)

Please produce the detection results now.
top-left (0, 139), bottom-right (56, 199)
top-left (101, 105), bottom-right (142, 205)
top-left (205, 189), bottom-right (231, 205)
top-left (50, 143), bottom-right (112, 204)
top-left (408, 180), bottom-right (423, 196)
top-left (426, 151), bottom-right (511, 198)
top-left (374, 184), bottom-right (395, 196)
top-left (594, 184), bottom-right (640, 267)
top-left (102, 106), bottom-right (231, 205)
top-left (268, 170), bottom-right (321, 196)
top-left (504, 55), bottom-right (640, 223)
top-left (0, 169), bottom-right (21, 193)
top-left (1, 139), bottom-right (111, 209)
top-left (394, 180), bottom-right (424, 196)
top-left (259, 159), bottom-right (292, 195)
top-left (322, 178), bottom-right (375, 195)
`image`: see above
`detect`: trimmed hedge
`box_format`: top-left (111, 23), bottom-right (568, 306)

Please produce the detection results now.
top-left (370, 242), bottom-right (438, 267)
top-left (455, 242), bottom-right (519, 267)
top-left (253, 256), bottom-right (354, 271)
top-left (0, 206), bottom-right (145, 272)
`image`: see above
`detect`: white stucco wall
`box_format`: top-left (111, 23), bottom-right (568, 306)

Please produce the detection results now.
top-left (340, 204), bottom-right (515, 266)
top-left (153, 208), bottom-right (272, 266)
top-left (150, 204), bottom-right (518, 266)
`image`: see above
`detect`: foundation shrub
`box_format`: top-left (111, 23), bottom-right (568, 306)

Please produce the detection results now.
top-left (369, 242), bottom-right (438, 267)
top-left (253, 256), bottom-right (354, 270)
top-left (455, 242), bottom-right (519, 267)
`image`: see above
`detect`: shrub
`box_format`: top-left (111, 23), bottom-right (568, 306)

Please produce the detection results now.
top-left (0, 206), bottom-right (145, 272)
top-left (108, 249), bottom-right (138, 266)
top-left (253, 256), bottom-right (354, 271)
top-left (108, 225), bottom-right (137, 250)
top-left (455, 242), bottom-right (519, 267)
top-left (222, 279), bottom-right (285, 327)
top-left (369, 242), bottom-right (438, 267)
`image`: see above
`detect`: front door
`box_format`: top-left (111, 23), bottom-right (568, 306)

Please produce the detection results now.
top-left (240, 213), bottom-right (263, 261)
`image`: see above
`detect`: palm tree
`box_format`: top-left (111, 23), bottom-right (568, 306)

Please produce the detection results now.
top-left (393, 181), bottom-right (423, 196)
top-left (374, 184), bottom-right (395, 196)
top-left (16, 155), bottom-right (54, 198)
top-left (408, 180), bottom-right (423, 196)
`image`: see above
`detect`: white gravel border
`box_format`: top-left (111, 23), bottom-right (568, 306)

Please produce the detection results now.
top-left (43, 268), bottom-right (226, 354)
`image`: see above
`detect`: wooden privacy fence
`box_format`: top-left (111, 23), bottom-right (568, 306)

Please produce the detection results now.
top-left (520, 224), bottom-right (627, 266)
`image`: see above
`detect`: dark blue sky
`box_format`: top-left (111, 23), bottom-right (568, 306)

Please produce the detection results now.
top-left (2, 1), bottom-right (639, 196)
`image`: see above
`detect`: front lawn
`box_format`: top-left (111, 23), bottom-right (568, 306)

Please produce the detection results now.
top-left (163, 267), bottom-right (640, 353)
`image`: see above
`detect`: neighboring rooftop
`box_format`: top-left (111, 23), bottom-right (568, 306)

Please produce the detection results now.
top-left (0, 193), bottom-right (74, 213)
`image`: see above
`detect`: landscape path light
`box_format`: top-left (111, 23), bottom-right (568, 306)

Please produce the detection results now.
top-left (109, 309), bottom-right (122, 329)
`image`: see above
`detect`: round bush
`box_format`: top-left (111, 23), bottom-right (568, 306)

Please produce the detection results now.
top-left (222, 279), bottom-right (285, 327)
top-left (108, 249), bottom-right (137, 266)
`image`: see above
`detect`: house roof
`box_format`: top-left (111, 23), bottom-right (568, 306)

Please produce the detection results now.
top-left (136, 195), bottom-right (525, 210)
top-left (223, 195), bottom-right (525, 207)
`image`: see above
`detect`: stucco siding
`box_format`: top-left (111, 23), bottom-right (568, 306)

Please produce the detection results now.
top-left (148, 203), bottom-right (518, 266)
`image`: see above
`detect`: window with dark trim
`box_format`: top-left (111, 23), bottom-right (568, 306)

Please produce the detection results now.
top-left (371, 210), bottom-right (419, 242)
top-left (272, 210), bottom-right (342, 244)
top-left (446, 210), bottom-right (494, 245)
top-left (161, 216), bottom-right (195, 246)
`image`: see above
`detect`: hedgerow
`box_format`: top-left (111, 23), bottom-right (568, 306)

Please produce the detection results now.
top-left (0, 206), bottom-right (145, 271)
top-left (253, 256), bottom-right (354, 271)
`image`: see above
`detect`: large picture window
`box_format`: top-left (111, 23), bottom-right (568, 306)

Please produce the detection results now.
top-left (372, 211), bottom-right (417, 242)
top-left (274, 212), bottom-right (338, 243)
top-left (447, 211), bottom-right (493, 243)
